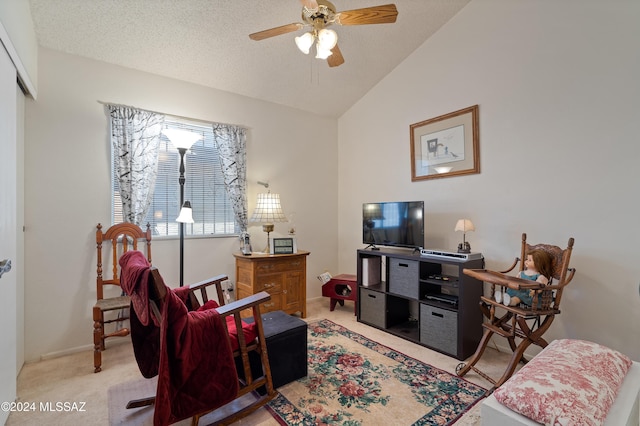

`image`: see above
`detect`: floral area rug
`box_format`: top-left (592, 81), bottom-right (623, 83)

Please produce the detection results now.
top-left (267, 319), bottom-right (486, 425)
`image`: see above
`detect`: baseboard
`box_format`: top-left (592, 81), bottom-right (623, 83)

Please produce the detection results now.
top-left (36, 336), bottom-right (130, 362)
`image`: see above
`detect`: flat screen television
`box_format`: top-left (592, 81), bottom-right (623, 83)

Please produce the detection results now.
top-left (362, 201), bottom-right (424, 249)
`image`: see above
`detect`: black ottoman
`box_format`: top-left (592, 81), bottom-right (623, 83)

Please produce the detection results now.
top-left (244, 310), bottom-right (308, 389)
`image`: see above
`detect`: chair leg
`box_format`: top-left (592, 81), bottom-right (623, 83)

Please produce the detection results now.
top-left (470, 315), bottom-right (554, 388)
top-left (493, 338), bottom-right (535, 388)
top-left (456, 326), bottom-right (494, 379)
top-left (93, 307), bottom-right (103, 373)
top-left (517, 316), bottom-right (551, 350)
top-left (485, 315), bottom-right (556, 389)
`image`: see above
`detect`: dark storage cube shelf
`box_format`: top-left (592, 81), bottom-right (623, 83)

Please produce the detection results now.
top-left (356, 248), bottom-right (484, 360)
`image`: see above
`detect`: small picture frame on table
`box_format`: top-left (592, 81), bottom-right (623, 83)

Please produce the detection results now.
top-left (270, 237), bottom-right (297, 254)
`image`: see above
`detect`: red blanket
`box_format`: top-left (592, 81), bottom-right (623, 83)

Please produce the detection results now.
top-left (120, 251), bottom-right (239, 426)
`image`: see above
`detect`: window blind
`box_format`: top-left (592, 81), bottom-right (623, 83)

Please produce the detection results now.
top-left (113, 118), bottom-right (238, 236)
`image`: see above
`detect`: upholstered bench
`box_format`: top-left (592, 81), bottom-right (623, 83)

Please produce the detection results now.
top-left (244, 310), bottom-right (308, 389)
top-left (482, 339), bottom-right (640, 426)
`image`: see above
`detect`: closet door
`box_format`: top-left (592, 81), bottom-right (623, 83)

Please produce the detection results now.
top-left (0, 43), bottom-right (18, 423)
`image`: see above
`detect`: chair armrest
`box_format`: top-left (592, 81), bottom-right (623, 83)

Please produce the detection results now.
top-left (537, 268), bottom-right (576, 292)
top-left (564, 268), bottom-right (576, 285)
top-left (216, 292), bottom-right (272, 363)
top-left (216, 291), bottom-right (271, 317)
top-left (214, 291), bottom-right (277, 403)
top-left (187, 274), bottom-right (228, 307)
top-left (498, 257), bottom-right (520, 274)
top-left (189, 274), bottom-right (228, 292)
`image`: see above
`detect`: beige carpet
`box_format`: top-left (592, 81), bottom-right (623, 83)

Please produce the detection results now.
top-left (108, 377), bottom-right (160, 426)
top-left (8, 298), bottom-right (512, 425)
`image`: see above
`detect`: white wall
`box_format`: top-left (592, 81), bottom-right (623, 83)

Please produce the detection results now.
top-left (0, 0), bottom-right (38, 96)
top-left (338, 0), bottom-right (640, 360)
top-left (24, 48), bottom-right (339, 362)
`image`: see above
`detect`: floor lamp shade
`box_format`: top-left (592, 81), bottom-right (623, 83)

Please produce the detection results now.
top-left (162, 128), bottom-right (201, 150)
top-left (176, 201), bottom-right (194, 223)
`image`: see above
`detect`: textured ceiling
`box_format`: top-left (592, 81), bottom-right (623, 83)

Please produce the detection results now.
top-left (28, 0), bottom-right (470, 118)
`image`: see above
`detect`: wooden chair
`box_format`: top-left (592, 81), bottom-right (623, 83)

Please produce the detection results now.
top-left (125, 266), bottom-right (277, 425)
top-left (455, 233), bottom-right (576, 391)
top-left (93, 222), bottom-right (152, 373)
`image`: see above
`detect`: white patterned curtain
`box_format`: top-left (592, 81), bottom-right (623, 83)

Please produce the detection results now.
top-left (108, 105), bottom-right (165, 225)
top-left (212, 124), bottom-right (248, 232)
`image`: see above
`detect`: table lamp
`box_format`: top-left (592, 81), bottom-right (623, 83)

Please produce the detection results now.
top-left (250, 191), bottom-right (287, 253)
top-left (455, 219), bottom-right (475, 253)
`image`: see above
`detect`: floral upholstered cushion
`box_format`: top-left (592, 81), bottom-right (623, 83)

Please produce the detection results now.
top-left (493, 339), bottom-right (632, 426)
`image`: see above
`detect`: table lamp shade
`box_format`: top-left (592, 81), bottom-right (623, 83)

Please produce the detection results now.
top-left (455, 219), bottom-right (475, 233)
top-left (250, 193), bottom-right (287, 223)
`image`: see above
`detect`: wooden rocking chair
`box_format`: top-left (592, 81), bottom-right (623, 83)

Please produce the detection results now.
top-left (122, 251), bottom-right (277, 426)
top-left (455, 233), bottom-right (576, 391)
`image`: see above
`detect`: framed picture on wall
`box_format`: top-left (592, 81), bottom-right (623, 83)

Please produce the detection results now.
top-left (410, 105), bottom-right (480, 181)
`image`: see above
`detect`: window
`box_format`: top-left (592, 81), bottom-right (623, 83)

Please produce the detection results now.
top-left (113, 118), bottom-right (238, 236)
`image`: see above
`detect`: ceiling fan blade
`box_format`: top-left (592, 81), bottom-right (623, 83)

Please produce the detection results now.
top-left (327, 44), bottom-right (345, 67)
top-left (300, 0), bottom-right (319, 10)
top-left (249, 23), bottom-right (304, 41)
top-left (335, 4), bottom-right (398, 26)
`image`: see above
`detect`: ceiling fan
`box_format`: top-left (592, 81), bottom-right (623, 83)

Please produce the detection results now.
top-left (249, 0), bottom-right (398, 68)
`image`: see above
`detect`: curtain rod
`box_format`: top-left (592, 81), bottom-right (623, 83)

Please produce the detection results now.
top-left (97, 100), bottom-right (249, 129)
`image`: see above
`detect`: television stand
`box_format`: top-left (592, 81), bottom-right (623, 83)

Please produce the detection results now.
top-left (356, 248), bottom-right (484, 360)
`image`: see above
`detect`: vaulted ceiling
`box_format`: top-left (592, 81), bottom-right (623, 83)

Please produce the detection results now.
top-left (28, 0), bottom-right (470, 117)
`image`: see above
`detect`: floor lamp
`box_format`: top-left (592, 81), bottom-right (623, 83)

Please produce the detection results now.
top-left (162, 128), bottom-right (201, 286)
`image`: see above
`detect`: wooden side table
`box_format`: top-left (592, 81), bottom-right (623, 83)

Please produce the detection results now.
top-left (234, 251), bottom-right (309, 318)
top-left (322, 274), bottom-right (357, 315)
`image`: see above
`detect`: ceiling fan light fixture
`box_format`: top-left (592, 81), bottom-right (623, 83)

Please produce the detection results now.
top-left (295, 32), bottom-right (314, 54)
top-left (250, 2), bottom-right (399, 68)
top-left (315, 44), bottom-right (333, 59)
top-left (317, 28), bottom-right (338, 50)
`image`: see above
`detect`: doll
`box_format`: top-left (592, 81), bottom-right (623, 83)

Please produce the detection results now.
top-left (495, 249), bottom-right (553, 306)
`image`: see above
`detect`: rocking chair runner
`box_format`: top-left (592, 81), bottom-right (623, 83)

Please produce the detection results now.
top-left (120, 250), bottom-right (277, 426)
top-left (456, 233), bottom-right (576, 391)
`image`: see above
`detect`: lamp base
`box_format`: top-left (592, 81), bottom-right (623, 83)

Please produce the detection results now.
top-left (458, 242), bottom-right (471, 253)
top-left (263, 224), bottom-right (274, 254)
